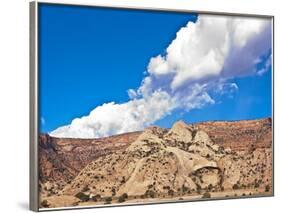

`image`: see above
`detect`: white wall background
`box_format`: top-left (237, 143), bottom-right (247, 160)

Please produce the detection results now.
top-left (0, 0), bottom-right (279, 212)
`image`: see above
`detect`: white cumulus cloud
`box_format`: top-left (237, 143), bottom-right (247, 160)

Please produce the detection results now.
top-left (50, 90), bottom-right (175, 138)
top-left (147, 15), bottom-right (271, 90)
top-left (50, 14), bottom-right (272, 138)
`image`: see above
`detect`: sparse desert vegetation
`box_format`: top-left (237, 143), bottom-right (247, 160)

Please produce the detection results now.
top-left (39, 118), bottom-right (272, 208)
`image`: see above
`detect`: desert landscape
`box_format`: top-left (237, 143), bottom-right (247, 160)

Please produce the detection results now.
top-left (38, 118), bottom-right (273, 209)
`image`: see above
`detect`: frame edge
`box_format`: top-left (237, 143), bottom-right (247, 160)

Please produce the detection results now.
top-left (30, 1), bottom-right (39, 212)
top-left (32, 2), bottom-right (274, 211)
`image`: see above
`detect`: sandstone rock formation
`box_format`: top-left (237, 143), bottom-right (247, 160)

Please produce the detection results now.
top-left (38, 118), bottom-right (272, 208)
top-left (39, 131), bottom-right (140, 195)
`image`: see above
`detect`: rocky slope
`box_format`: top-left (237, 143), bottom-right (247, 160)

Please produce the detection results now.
top-left (39, 131), bottom-right (140, 195)
top-left (39, 118), bottom-right (272, 208)
top-left (196, 118), bottom-right (272, 151)
top-left (61, 122), bottom-right (224, 197)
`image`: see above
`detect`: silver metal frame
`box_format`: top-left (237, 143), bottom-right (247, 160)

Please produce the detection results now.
top-left (30, 1), bottom-right (39, 212)
top-left (30, 1), bottom-right (274, 212)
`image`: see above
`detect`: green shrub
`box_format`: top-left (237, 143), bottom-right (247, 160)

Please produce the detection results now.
top-left (182, 185), bottom-right (188, 193)
top-left (120, 176), bottom-right (126, 184)
top-left (122, 193), bottom-right (128, 199)
top-left (104, 196), bottom-right (112, 204)
top-left (111, 188), bottom-right (116, 196)
top-left (163, 186), bottom-right (170, 190)
top-left (265, 184), bottom-right (270, 192)
top-left (196, 184), bottom-right (202, 194)
top-left (168, 189), bottom-right (174, 196)
top-left (148, 184), bottom-right (153, 189)
top-left (118, 193), bottom-right (128, 203)
top-left (145, 190), bottom-right (156, 198)
top-left (202, 192), bottom-right (211, 198)
top-left (191, 130), bottom-right (197, 139)
top-left (41, 200), bottom-right (49, 208)
top-left (118, 196), bottom-right (126, 203)
top-left (207, 184), bottom-right (213, 191)
top-left (75, 192), bottom-right (90, 202)
top-left (232, 184), bottom-right (239, 190)
top-left (91, 194), bottom-right (101, 202)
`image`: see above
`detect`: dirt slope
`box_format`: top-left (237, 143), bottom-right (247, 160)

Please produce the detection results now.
top-left (39, 118), bottom-right (272, 208)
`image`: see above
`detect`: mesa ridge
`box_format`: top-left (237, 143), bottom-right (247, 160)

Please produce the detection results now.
top-left (38, 118), bottom-right (272, 208)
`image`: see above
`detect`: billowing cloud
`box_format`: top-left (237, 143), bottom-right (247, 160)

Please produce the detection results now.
top-left (51, 90), bottom-right (175, 138)
top-left (147, 15), bottom-right (271, 90)
top-left (50, 14), bottom-right (272, 138)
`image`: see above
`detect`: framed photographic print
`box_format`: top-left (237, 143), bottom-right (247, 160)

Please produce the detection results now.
top-left (30, 1), bottom-right (274, 211)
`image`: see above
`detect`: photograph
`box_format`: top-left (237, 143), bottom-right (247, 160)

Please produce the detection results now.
top-left (35, 3), bottom-right (273, 210)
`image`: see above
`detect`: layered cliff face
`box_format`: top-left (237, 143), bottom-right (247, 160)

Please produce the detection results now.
top-left (39, 132), bottom-right (140, 195)
top-left (196, 118), bottom-right (272, 151)
top-left (38, 118), bottom-right (272, 208)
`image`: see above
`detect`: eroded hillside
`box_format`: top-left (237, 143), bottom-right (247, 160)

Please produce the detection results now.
top-left (38, 118), bottom-right (272, 208)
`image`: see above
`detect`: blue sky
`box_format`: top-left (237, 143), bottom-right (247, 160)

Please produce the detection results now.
top-left (39, 4), bottom-right (272, 134)
top-left (155, 70), bottom-right (272, 128)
